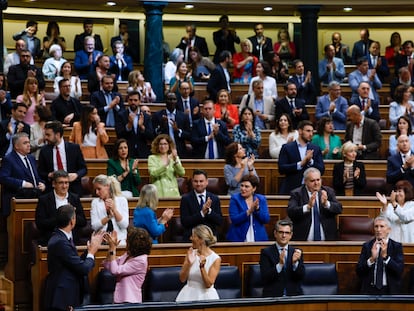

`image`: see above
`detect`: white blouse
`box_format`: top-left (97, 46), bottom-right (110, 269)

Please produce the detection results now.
top-left (269, 130), bottom-right (299, 159)
top-left (381, 201), bottom-right (414, 243)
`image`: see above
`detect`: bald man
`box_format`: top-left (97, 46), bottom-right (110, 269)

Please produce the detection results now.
top-left (386, 134), bottom-right (414, 188)
top-left (345, 105), bottom-right (382, 159)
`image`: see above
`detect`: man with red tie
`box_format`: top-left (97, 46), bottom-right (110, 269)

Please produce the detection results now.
top-left (38, 120), bottom-right (87, 195)
top-left (349, 81), bottom-right (380, 122)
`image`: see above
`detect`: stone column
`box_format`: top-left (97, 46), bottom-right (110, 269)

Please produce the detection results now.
top-left (298, 5), bottom-right (321, 96)
top-left (143, 1), bottom-right (167, 101)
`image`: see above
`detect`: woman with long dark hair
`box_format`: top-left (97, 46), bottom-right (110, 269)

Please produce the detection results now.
top-left (232, 106), bottom-right (261, 158)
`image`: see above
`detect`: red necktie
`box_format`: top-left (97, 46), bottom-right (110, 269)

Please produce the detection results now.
top-left (56, 146), bottom-right (64, 170)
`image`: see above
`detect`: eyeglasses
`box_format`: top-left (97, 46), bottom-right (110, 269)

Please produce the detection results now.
top-left (277, 231), bottom-right (292, 235)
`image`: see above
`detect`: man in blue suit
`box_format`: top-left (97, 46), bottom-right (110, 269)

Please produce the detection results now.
top-left (386, 134), bottom-right (414, 188)
top-left (191, 100), bottom-right (231, 159)
top-left (349, 81), bottom-right (380, 122)
top-left (207, 50), bottom-right (232, 102)
top-left (176, 81), bottom-right (201, 128)
top-left (0, 132), bottom-right (45, 216)
top-left (180, 169), bottom-right (223, 242)
top-left (351, 28), bottom-right (374, 64)
top-left (318, 44), bottom-right (345, 84)
top-left (74, 36), bottom-right (103, 79)
top-left (44, 204), bottom-right (104, 311)
top-left (288, 59), bottom-right (316, 105)
top-left (315, 81), bottom-right (348, 130)
top-left (152, 92), bottom-right (192, 158)
top-left (278, 120), bottom-right (325, 194)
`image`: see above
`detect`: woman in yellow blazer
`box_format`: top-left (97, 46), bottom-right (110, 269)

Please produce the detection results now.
top-left (69, 104), bottom-right (109, 159)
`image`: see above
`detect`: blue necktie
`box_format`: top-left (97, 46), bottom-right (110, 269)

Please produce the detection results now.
top-left (375, 248), bottom-right (384, 289)
top-left (199, 194), bottom-right (205, 209)
top-left (313, 200), bottom-right (321, 241)
top-left (207, 122), bottom-right (214, 159)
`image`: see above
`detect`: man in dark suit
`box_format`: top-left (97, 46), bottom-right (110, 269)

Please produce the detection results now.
top-left (356, 216), bottom-right (404, 295)
top-left (35, 170), bottom-right (87, 246)
top-left (152, 92), bottom-right (191, 158)
top-left (176, 81), bottom-right (200, 128)
top-left (90, 75), bottom-right (124, 127)
top-left (278, 120), bottom-right (324, 194)
top-left (0, 102), bottom-right (30, 157)
top-left (248, 23), bottom-right (273, 62)
top-left (386, 134), bottom-right (414, 188)
top-left (87, 55), bottom-right (118, 94)
top-left (73, 19), bottom-right (104, 52)
top-left (349, 81), bottom-right (380, 122)
top-left (260, 219), bottom-right (305, 297)
top-left (51, 78), bottom-right (83, 127)
top-left (395, 40), bottom-right (414, 75)
top-left (288, 60), bottom-right (316, 105)
top-left (74, 36), bottom-right (103, 80)
top-left (352, 28), bottom-right (374, 64)
top-left (7, 49), bottom-right (45, 99)
top-left (287, 167), bottom-right (342, 241)
top-left (0, 132), bottom-right (45, 216)
top-left (207, 50), bottom-right (232, 102)
top-left (191, 100), bottom-right (231, 159)
top-left (180, 169), bottom-right (223, 242)
top-left (212, 15), bottom-right (240, 64)
top-left (38, 120), bottom-right (87, 195)
top-left (368, 41), bottom-right (390, 83)
top-left (275, 82), bottom-right (309, 129)
top-left (176, 24), bottom-right (209, 62)
top-left (110, 21), bottom-right (138, 61)
top-left (44, 204), bottom-right (104, 311)
top-left (345, 105), bottom-right (382, 159)
top-left (115, 91), bottom-right (154, 158)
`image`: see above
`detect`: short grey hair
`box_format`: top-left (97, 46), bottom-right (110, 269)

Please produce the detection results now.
top-left (12, 132), bottom-right (29, 147)
top-left (303, 167), bottom-right (321, 181)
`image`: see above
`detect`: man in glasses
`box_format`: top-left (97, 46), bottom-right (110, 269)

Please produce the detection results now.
top-left (35, 170), bottom-right (86, 246)
top-left (259, 219), bottom-right (305, 297)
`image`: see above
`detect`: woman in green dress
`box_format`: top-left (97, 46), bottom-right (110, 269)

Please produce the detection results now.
top-left (311, 117), bottom-right (342, 159)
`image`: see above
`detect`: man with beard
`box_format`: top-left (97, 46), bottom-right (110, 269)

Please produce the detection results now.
top-left (51, 78), bottom-right (83, 127)
top-left (115, 90), bottom-right (154, 158)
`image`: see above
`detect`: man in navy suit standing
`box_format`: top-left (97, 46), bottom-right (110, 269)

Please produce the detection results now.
top-left (386, 134), bottom-right (414, 188)
top-left (0, 132), bottom-right (45, 216)
top-left (278, 120), bottom-right (324, 194)
top-left (90, 75), bottom-right (124, 127)
top-left (38, 120), bottom-right (87, 195)
top-left (152, 92), bottom-right (191, 158)
top-left (352, 28), bottom-right (374, 64)
top-left (44, 204), bottom-right (104, 311)
top-left (191, 100), bottom-right (231, 159)
top-left (288, 60), bottom-right (316, 105)
top-left (176, 24), bottom-right (209, 62)
top-left (248, 23), bottom-right (273, 62)
top-left (207, 50), bottom-right (232, 102)
top-left (356, 216), bottom-right (404, 294)
top-left (180, 169), bottom-right (223, 242)
top-left (176, 81), bottom-right (200, 128)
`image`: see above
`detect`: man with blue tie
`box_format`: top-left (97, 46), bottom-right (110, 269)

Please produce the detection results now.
top-left (260, 219), bottom-right (305, 297)
top-left (176, 81), bottom-right (200, 128)
top-left (180, 169), bottom-right (223, 242)
top-left (90, 75), bottom-right (124, 127)
top-left (191, 100), bottom-right (231, 159)
top-left (287, 167), bottom-right (342, 241)
top-left (288, 59), bottom-right (316, 105)
top-left (0, 132), bottom-right (45, 216)
top-left (352, 28), bottom-right (374, 64)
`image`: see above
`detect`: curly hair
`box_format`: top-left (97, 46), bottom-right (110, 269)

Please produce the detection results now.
top-left (127, 227), bottom-right (152, 257)
top-left (150, 134), bottom-right (176, 155)
top-left (224, 142), bottom-right (240, 166)
top-left (395, 180), bottom-right (414, 202)
top-left (316, 117), bottom-right (333, 136)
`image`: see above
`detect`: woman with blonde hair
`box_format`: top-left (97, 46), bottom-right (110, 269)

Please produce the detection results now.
top-left (332, 141), bottom-right (366, 196)
top-left (127, 70), bottom-right (156, 103)
top-left (69, 105), bottom-right (109, 159)
top-left (91, 174), bottom-right (129, 245)
top-left (148, 134), bottom-right (185, 198)
top-left (232, 39), bottom-right (258, 84)
top-left (133, 184), bottom-right (174, 244)
top-left (16, 76), bottom-right (45, 125)
top-left (176, 224), bottom-right (221, 301)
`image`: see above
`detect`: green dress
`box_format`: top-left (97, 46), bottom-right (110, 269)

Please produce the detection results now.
top-left (107, 158), bottom-right (141, 197)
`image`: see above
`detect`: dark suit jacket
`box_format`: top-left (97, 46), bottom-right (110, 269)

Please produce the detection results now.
top-left (0, 150), bottom-right (42, 216)
top-left (386, 153), bottom-right (414, 187)
top-left (87, 71), bottom-right (118, 94)
top-left (332, 161), bottom-right (367, 195)
top-left (275, 97), bottom-right (309, 129)
top-left (176, 96), bottom-right (201, 126)
top-left (191, 118), bottom-right (231, 159)
top-left (38, 142), bottom-right (87, 194)
top-left (180, 190), bottom-right (223, 242)
top-left (44, 229), bottom-right (95, 310)
top-left (12, 31), bottom-right (42, 59)
top-left (248, 36), bottom-right (273, 60)
top-left (74, 50), bottom-right (103, 79)
top-left (0, 92), bottom-right (12, 121)
top-left (74, 33), bottom-right (104, 52)
top-left (288, 75), bottom-right (316, 105)
top-left (352, 39), bottom-right (374, 64)
top-left (368, 55), bottom-right (390, 83)
top-left (35, 192), bottom-right (87, 245)
top-left (345, 118), bottom-right (382, 159)
top-left (349, 97), bottom-right (380, 122)
top-left (90, 90), bottom-right (124, 126)
top-left (109, 54), bottom-right (133, 81)
top-left (207, 64), bottom-right (229, 102)
top-left (115, 108), bottom-right (154, 159)
top-left (152, 109), bottom-right (191, 158)
top-left (287, 185), bottom-right (343, 241)
top-left (0, 118), bottom-right (30, 157)
top-left (7, 63), bottom-right (45, 99)
top-left (260, 243), bottom-right (305, 297)
top-left (213, 29), bottom-right (240, 63)
top-left (278, 141), bottom-right (325, 194)
top-left (51, 96), bottom-right (83, 126)
top-left (356, 238), bottom-right (404, 294)
top-left (177, 35), bottom-right (209, 59)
